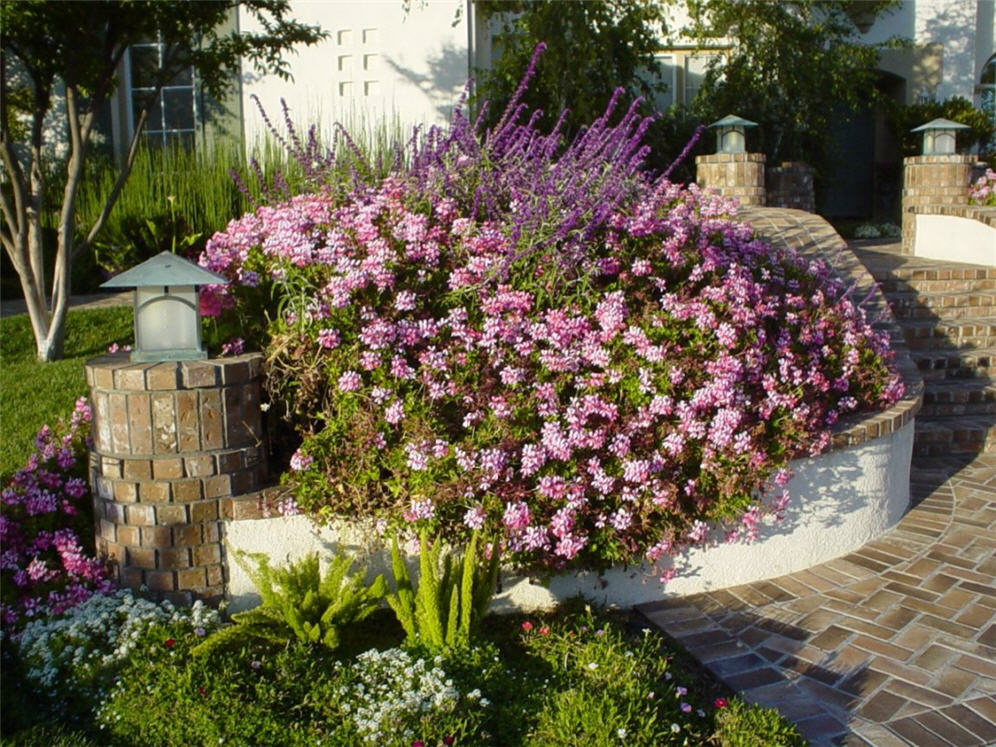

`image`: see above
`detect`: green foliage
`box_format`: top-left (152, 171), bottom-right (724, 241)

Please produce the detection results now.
top-left (888, 95), bottom-right (995, 160)
top-left (386, 530), bottom-right (500, 651)
top-left (522, 604), bottom-right (700, 744)
top-left (98, 631), bottom-right (335, 746)
top-left (3, 597), bottom-right (805, 746)
top-left (686, 0), bottom-right (903, 172)
top-left (74, 142), bottom-right (245, 278)
top-left (474, 0), bottom-right (668, 136)
top-left (712, 698), bottom-right (807, 746)
top-left (0, 306), bottom-right (132, 477)
top-left (192, 550), bottom-right (386, 656)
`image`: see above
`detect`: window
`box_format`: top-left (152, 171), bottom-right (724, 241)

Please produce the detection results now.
top-left (641, 54), bottom-right (677, 112)
top-left (684, 53), bottom-right (720, 105)
top-left (126, 36), bottom-right (197, 148)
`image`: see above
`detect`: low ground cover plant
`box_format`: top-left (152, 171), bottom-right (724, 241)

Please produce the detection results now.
top-left (0, 398), bottom-right (112, 630)
top-left (201, 46), bottom-right (904, 580)
top-left (4, 582), bottom-right (803, 746)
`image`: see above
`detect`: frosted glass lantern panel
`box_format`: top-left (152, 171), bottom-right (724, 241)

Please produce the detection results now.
top-left (719, 128), bottom-right (745, 154)
top-left (927, 131), bottom-right (956, 155)
top-left (136, 286), bottom-right (200, 353)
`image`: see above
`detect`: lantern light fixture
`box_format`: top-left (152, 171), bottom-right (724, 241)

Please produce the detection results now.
top-left (100, 251), bottom-right (228, 362)
top-left (911, 117), bottom-right (969, 156)
top-left (707, 114), bottom-right (759, 155)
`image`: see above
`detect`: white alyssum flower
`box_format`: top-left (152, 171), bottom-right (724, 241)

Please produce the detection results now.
top-left (336, 647), bottom-right (466, 744)
top-left (17, 589), bottom-right (220, 690)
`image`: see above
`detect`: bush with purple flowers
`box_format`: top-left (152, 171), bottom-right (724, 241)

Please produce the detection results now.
top-left (200, 47), bottom-right (903, 577)
top-left (0, 398), bottom-right (114, 631)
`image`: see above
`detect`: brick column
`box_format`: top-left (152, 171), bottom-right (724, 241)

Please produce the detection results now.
top-left (901, 154), bottom-right (974, 253)
top-left (85, 353), bottom-right (266, 605)
top-left (766, 162), bottom-right (815, 213)
top-left (695, 152), bottom-right (766, 206)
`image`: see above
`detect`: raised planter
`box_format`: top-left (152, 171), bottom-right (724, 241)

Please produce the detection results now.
top-left (225, 409), bottom-right (915, 611)
top-left (223, 209), bottom-right (924, 612)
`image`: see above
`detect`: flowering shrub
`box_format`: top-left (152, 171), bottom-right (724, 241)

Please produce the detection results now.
top-left (200, 47), bottom-right (903, 577)
top-left (969, 167), bottom-right (996, 205)
top-left (1, 398), bottom-right (113, 630)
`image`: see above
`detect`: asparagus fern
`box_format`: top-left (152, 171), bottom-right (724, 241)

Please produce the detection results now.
top-left (386, 530), bottom-right (500, 651)
top-left (192, 549), bottom-right (385, 657)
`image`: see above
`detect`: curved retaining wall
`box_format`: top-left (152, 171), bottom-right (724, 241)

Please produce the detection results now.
top-left (912, 207), bottom-right (996, 267)
top-left (224, 209), bottom-right (923, 612)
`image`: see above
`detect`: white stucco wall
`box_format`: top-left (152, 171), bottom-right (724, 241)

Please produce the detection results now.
top-left (864, 0), bottom-right (994, 101)
top-left (238, 1), bottom-right (471, 146)
top-left (225, 417), bottom-right (914, 613)
top-left (914, 214), bottom-right (996, 266)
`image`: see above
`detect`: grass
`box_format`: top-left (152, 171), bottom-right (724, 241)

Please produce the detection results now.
top-left (0, 306), bottom-right (132, 477)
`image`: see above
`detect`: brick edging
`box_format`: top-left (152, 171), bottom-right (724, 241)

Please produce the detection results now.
top-left (905, 203), bottom-right (996, 230)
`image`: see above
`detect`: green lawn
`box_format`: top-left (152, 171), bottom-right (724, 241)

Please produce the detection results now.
top-left (0, 307), bottom-right (132, 477)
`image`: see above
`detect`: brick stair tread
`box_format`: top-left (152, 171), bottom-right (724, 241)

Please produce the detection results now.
top-left (884, 290), bottom-right (996, 320)
top-left (922, 377), bottom-right (996, 400)
top-left (900, 317), bottom-right (996, 335)
top-left (920, 378), bottom-right (996, 416)
top-left (901, 318), bottom-right (996, 350)
top-left (877, 276), bottom-right (996, 294)
top-left (853, 246), bottom-right (996, 282)
top-left (912, 346), bottom-right (994, 382)
top-left (885, 287), bottom-right (996, 306)
top-left (914, 415), bottom-right (996, 456)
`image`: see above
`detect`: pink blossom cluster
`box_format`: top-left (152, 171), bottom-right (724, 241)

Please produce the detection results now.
top-left (1, 398), bottom-right (114, 630)
top-left (968, 168), bottom-right (996, 206)
top-left (199, 172), bottom-right (903, 575)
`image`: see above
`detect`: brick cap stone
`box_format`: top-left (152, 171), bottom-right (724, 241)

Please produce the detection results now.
top-left (696, 152), bottom-right (766, 164)
top-left (85, 353), bottom-right (264, 391)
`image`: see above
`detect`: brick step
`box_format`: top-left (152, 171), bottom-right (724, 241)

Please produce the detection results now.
top-left (920, 378), bottom-right (996, 417)
top-left (914, 347), bottom-right (994, 381)
top-left (876, 276), bottom-right (996, 295)
top-left (901, 318), bottom-right (996, 350)
top-left (908, 453), bottom-right (981, 504)
top-left (856, 251), bottom-right (996, 286)
top-left (913, 416), bottom-right (996, 457)
top-left (884, 290), bottom-right (996, 321)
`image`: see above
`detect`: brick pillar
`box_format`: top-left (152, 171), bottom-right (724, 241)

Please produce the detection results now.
top-left (766, 162), bottom-right (815, 213)
top-left (901, 154), bottom-right (974, 253)
top-left (695, 152), bottom-right (766, 206)
top-left (85, 354), bottom-right (266, 605)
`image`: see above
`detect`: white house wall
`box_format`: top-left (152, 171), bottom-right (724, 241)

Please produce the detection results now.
top-left (238, 1), bottom-right (472, 147)
top-left (864, 0), bottom-right (994, 103)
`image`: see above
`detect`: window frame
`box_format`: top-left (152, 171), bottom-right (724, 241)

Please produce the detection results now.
top-left (123, 35), bottom-right (199, 148)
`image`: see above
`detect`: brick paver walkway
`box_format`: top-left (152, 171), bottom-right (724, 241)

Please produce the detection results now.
top-left (638, 453), bottom-right (996, 745)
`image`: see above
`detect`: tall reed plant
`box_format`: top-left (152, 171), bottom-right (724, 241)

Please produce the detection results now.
top-left (72, 140), bottom-right (247, 276)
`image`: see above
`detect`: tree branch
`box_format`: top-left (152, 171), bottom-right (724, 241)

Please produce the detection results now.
top-left (79, 108), bottom-right (148, 254)
top-left (0, 141), bottom-right (26, 242)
